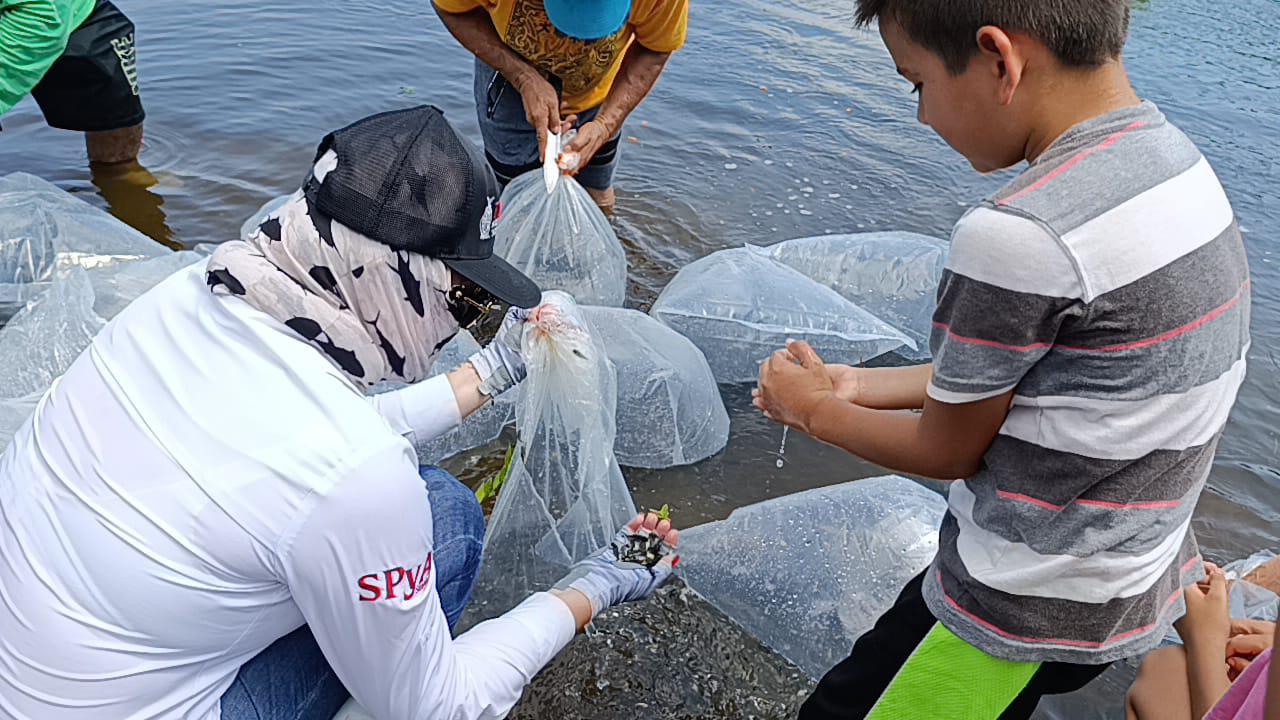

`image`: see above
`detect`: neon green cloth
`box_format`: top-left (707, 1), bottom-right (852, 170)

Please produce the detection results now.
top-left (868, 622), bottom-right (1041, 719)
top-left (0, 0), bottom-right (96, 116)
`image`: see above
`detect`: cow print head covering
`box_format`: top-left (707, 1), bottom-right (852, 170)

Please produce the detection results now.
top-left (206, 150), bottom-right (460, 388)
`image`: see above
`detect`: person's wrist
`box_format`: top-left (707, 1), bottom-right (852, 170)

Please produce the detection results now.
top-left (845, 367), bottom-right (866, 405)
top-left (1185, 628), bottom-right (1228, 651)
top-left (798, 390), bottom-right (835, 436)
top-left (549, 588), bottom-right (595, 632)
top-left (592, 112), bottom-right (620, 139)
top-left (507, 64), bottom-right (541, 95)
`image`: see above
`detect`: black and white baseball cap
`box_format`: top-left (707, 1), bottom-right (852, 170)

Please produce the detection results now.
top-left (304, 105), bottom-right (541, 308)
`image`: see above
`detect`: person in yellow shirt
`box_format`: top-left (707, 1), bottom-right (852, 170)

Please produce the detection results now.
top-left (433, 0), bottom-right (688, 210)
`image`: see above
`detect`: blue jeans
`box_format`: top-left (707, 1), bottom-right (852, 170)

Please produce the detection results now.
top-left (473, 56), bottom-right (621, 191)
top-left (218, 467), bottom-right (485, 720)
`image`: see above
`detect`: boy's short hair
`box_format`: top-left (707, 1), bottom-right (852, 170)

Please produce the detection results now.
top-left (856, 0), bottom-right (1131, 74)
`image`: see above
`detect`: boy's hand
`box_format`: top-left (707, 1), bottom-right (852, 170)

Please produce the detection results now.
top-left (1176, 564), bottom-right (1231, 651)
top-left (753, 340), bottom-right (835, 434)
top-left (825, 364), bottom-right (864, 404)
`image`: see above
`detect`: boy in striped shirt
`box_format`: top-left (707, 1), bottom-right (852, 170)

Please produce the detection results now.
top-left (753, 1), bottom-right (1250, 717)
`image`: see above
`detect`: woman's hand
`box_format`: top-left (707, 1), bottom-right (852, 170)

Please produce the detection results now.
top-left (753, 340), bottom-right (835, 434)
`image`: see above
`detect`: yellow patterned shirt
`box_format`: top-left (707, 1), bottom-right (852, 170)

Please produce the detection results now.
top-left (435, 0), bottom-right (687, 114)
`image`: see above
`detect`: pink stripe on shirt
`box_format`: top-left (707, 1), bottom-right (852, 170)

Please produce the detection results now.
top-left (997, 120), bottom-right (1148, 206)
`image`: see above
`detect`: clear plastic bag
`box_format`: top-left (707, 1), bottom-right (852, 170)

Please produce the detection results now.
top-left (580, 306), bottom-right (729, 468)
top-left (753, 232), bottom-right (947, 360)
top-left (678, 475), bottom-right (946, 679)
top-left (650, 247), bottom-right (914, 383)
top-left (0, 394), bottom-right (41, 451)
top-left (0, 267), bottom-right (105, 401)
top-left (468, 291), bottom-right (636, 618)
top-left (494, 171), bottom-right (626, 307)
top-left (0, 173), bottom-right (166, 320)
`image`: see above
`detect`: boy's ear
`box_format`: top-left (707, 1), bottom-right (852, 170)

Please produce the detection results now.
top-left (975, 26), bottom-right (1024, 107)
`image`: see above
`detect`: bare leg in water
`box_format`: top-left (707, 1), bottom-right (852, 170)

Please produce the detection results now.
top-left (585, 185), bottom-right (616, 214)
top-left (86, 123), bottom-right (143, 164)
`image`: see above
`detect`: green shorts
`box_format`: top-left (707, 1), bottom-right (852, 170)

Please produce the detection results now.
top-left (799, 570), bottom-right (1110, 719)
top-left (31, 0), bottom-right (145, 132)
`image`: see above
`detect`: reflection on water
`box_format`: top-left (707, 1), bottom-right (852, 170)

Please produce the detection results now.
top-left (89, 159), bottom-right (176, 249)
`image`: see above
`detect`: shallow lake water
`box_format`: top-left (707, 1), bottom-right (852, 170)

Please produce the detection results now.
top-left (2, 0), bottom-right (1277, 715)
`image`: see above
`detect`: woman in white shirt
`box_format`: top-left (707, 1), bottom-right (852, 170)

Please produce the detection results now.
top-left (0, 105), bottom-right (678, 720)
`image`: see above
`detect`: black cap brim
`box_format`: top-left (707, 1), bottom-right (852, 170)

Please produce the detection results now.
top-left (444, 255), bottom-right (543, 309)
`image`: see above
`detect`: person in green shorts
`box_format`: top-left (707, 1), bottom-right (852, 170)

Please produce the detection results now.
top-left (1, 0), bottom-right (145, 163)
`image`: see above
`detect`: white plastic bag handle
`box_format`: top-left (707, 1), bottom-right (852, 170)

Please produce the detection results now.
top-left (543, 131), bottom-right (561, 194)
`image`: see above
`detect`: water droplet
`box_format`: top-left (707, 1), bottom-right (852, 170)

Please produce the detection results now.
top-left (724, 162), bottom-right (739, 170)
top-left (775, 458), bottom-right (784, 468)
top-left (763, 159), bottom-right (775, 166)
top-left (799, 209), bottom-right (814, 216)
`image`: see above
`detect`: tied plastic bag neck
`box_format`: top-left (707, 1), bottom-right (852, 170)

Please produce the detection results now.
top-left (467, 291), bottom-right (636, 620)
top-left (494, 171), bottom-right (626, 307)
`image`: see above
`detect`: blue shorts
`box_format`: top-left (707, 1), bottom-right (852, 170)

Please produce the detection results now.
top-left (472, 57), bottom-right (620, 192)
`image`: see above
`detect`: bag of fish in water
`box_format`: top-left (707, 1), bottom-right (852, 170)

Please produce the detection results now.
top-left (0, 172), bottom-right (168, 322)
top-left (650, 246), bottom-right (915, 383)
top-left (678, 475), bottom-right (946, 679)
top-left (580, 306), bottom-right (729, 469)
top-left (494, 170), bottom-right (626, 307)
top-left (752, 232), bottom-right (947, 361)
top-left (467, 291), bottom-right (636, 619)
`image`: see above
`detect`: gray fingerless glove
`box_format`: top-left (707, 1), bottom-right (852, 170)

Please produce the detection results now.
top-left (553, 526), bottom-right (677, 617)
top-left (467, 306), bottom-right (529, 397)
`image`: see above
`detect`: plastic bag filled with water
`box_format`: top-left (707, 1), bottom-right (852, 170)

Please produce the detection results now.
top-left (650, 247), bottom-right (914, 383)
top-left (753, 232), bottom-right (947, 360)
top-left (581, 306), bottom-right (729, 469)
top-left (494, 171), bottom-right (626, 307)
top-left (0, 173), bottom-right (167, 320)
top-left (678, 475), bottom-right (946, 679)
top-left (468, 291), bottom-right (636, 618)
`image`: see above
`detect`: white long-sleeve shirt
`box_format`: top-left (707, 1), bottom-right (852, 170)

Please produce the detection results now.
top-left (0, 262), bottom-right (575, 720)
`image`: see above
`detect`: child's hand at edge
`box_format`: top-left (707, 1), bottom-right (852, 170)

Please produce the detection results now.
top-left (1226, 619), bottom-right (1277, 680)
top-left (1177, 563), bottom-right (1232, 652)
top-left (753, 339), bottom-right (835, 434)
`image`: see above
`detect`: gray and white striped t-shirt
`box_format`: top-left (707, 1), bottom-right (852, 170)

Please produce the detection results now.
top-left (921, 101), bottom-right (1250, 665)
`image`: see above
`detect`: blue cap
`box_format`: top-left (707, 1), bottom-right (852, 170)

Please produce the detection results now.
top-left (543, 0), bottom-right (632, 41)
